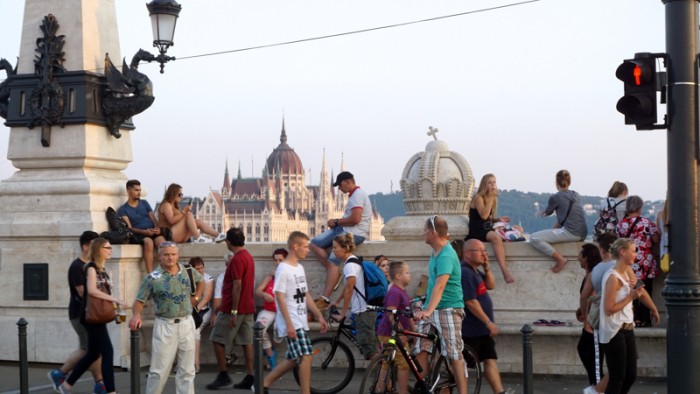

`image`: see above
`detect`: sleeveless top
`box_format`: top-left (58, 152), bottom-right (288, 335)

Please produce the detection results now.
top-left (466, 207), bottom-right (492, 241)
top-left (599, 268), bottom-right (634, 344)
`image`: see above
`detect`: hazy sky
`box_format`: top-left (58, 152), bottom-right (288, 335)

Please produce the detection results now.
top-left (0, 0), bottom-right (668, 203)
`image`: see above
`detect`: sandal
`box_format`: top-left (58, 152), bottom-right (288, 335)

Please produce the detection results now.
top-left (533, 319), bottom-right (549, 326)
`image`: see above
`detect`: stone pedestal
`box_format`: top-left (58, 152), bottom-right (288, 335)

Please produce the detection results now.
top-left (0, 0), bottom-right (135, 367)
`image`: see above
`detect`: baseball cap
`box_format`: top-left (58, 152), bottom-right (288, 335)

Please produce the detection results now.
top-left (333, 171), bottom-right (354, 187)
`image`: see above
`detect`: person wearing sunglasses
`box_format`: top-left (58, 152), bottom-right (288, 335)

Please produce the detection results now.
top-left (157, 183), bottom-right (226, 244)
top-left (414, 215), bottom-right (469, 394)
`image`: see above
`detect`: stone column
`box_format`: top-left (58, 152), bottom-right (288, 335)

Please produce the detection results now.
top-left (0, 0), bottom-right (138, 366)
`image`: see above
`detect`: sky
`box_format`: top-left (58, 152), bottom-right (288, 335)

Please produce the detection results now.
top-left (0, 0), bottom-right (668, 204)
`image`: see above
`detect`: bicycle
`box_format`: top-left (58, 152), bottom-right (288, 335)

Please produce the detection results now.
top-left (291, 311), bottom-right (361, 394)
top-left (359, 305), bottom-right (482, 394)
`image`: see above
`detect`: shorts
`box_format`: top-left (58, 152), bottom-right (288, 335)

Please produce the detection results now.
top-left (209, 312), bottom-right (254, 346)
top-left (463, 335), bottom-right (498, 362)
top-left (70, 317), bottom-right (88, 350)
top-left (310, 228), bottom-right (366, 265)
top-left (413, 308), bottom-right (465, 361)
top-left (378, 335), bottom-right (409, 370)
top-left (285, 329), bottom-right (313, 361)
top-left (132, 232), bottom-right (166, 245)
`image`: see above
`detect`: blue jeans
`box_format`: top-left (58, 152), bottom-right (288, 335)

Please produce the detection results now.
top-left (310, 227), bottom-right (365, 264)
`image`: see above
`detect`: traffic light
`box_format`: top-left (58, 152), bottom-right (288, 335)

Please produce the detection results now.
top-left (616, 53), bottom-right (659, 130)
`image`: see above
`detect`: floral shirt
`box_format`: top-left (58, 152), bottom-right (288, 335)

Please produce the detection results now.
top-left (617, 216), bottom-right (659, 280)
top-left (135, 263), bottom-right (202, 318)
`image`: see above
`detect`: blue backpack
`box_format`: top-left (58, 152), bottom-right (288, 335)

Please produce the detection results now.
top-left (348, 256), bottom-right (389, 306)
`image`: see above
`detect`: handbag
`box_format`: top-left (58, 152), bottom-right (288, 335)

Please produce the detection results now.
top-left (84, 263), bottom-right (117, 324)
top-left (185, 265), bottom-right (203, 329)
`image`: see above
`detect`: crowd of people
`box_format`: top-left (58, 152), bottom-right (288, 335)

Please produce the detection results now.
top-left (47, 171), bottom-right (666, 394)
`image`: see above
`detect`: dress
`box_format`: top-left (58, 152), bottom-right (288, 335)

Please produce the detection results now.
top-left (466, 207), bottom-right (492, 242)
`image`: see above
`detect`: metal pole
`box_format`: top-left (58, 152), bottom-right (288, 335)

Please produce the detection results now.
top-left (661, 0), bottom-right (700, 392)
top-left (17, 318), bottom-right (28, 394)
top-left (253, 321), bottom-right (265, 394)
top-left (130, 330), bottom-right (141, 394)
top-left (520, 324), bottom-right (534, 394)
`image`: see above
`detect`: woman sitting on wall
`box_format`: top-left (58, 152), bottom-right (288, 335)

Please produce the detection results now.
top-left (157, 183), bottom-right (225, 243)
top-left (465, 174), bottom-right (516, 283)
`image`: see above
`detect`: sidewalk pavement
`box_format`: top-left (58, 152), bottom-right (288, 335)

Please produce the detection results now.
top-left (0, 361), bottom-right (667, 394)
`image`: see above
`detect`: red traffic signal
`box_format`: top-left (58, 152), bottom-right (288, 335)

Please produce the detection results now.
top-left (616, 53), bottom-right (659, 130)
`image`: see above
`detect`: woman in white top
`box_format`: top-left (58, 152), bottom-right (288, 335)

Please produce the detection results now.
top-left (600, 238), bottom-right (659, 394)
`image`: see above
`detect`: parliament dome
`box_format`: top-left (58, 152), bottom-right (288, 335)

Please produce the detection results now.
top-left (265, 122), bottom-right (304, 176)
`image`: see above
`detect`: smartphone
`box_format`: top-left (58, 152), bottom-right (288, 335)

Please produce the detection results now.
top-left (633, 281), bottom-right (644, 290)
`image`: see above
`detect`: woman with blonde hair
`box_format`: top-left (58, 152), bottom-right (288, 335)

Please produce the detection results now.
top-left (59, 238), bottom-right (128, 394)
top-left (465, 174), bottom-right (515, 283)
top-left (600, 238), bottom-right (659, 394)
top-left (157, 183), bottom-right (225, 243)
top-left (530, 170), bottom-right (588, 272)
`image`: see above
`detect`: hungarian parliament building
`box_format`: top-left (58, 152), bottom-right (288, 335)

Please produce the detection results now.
top-left (193, 123), bottom-right (385, 243)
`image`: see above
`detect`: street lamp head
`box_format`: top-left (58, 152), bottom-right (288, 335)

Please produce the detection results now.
top-left (147, 0), bottom-right (181, 55)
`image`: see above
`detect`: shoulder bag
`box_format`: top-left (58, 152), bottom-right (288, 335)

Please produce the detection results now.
top-left (84, 263), bottom-right (117, 324)
top-left (185, 265), bottom-right (203, 329)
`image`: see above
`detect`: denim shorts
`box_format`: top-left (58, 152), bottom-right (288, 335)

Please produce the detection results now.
top-left (311, 228), bottom-right (366, 265)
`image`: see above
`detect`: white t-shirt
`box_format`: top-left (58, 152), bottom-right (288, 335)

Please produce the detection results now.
top-left (599, 268), bottom-right (634, 344)
top-left (343, 256), bottom-right (367, 315)
top-left (343, 187), bottom-right (372, 238)
top-left (273, 262), bottom-right (310, 336)
top-left (214, 272), bottom-right (224, 299)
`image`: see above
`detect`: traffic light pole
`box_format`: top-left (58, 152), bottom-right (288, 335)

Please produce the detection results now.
top-left (661, 0), bottom-right (700, 392)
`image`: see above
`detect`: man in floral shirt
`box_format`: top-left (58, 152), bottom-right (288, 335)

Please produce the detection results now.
top-left (129, 241), bottom-right (203, 394)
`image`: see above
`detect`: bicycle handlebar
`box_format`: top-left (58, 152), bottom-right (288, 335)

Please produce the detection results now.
top-left (366, 305), bottom-right (415, 318)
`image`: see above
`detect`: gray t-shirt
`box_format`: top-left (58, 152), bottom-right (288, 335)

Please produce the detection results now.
top-left (544, 189), bottom-right (588, 238)
top-left (590, 260), bottom-right (615, 294)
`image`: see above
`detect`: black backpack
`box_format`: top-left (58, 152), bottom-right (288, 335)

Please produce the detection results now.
top-left (100, 207), bottom-right (138, 244)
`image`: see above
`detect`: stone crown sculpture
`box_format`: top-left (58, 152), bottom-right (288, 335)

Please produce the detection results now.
top-left (400, 127), bottom-right (475, 216)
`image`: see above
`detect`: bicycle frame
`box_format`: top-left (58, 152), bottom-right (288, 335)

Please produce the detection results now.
top-left (375, 305), bottom-right (445, 394)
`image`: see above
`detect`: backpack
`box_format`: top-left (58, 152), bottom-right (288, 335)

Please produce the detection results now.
top-left (593, 198), bottom-right (626, 238)
top-left (347, 256), bottom-right (389, 306)
top-left (100, 207), bottom-right (138, 245)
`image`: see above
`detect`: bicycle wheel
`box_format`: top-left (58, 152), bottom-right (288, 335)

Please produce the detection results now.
top-left (360, 354), bottom-right (397, 394)
top-left (292, 336), bottom-right (355, 394)
top-left (462, 345), bottom-right (482, 394)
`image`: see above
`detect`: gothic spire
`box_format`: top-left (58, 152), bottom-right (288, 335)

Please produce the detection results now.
top-left (280, 117), bottom-right (287, 145)
top-left (237, 160), bottom-right (242, 180)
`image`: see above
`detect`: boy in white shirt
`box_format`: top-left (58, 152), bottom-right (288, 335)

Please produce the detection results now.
top-left (262, 231), bottom-right (328, 394)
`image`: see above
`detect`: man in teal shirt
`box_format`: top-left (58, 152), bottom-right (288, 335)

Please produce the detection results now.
top-left (414, 215), bottom-right (468, 394)
top-left (129, 241), bottom-right (203, 394)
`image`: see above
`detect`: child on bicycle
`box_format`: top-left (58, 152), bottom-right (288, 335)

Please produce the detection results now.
top-left (376, 260), bottom-right (417, 394)
top-left (262, 232), bottom-right (328, 394)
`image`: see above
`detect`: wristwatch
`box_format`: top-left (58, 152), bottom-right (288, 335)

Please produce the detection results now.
top-left (231, 309), bottom-right (238, 316)
top-left (334, 219), bottom-right (339, 227)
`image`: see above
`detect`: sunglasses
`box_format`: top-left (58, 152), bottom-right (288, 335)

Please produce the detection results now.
top-left (178, 193), bottom-right (184, 197)
top-left (159, 241), bottom-right (177, 248)
top-left (429, 215), bottom-right (438, 231)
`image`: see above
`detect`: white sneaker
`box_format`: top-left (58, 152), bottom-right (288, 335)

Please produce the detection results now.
top-left (214, 233), bottom-right (226, 243)
top-left (190, 235), bottom-right (211, 243)
top-left (583, 386), bottom-right (599, 394)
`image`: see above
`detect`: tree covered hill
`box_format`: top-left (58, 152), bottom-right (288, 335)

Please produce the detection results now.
top-left (370, 190), bottom-right (664, 236)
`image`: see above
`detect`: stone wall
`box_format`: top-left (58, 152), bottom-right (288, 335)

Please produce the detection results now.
top-left (0, 240), bottom-right (668, 376)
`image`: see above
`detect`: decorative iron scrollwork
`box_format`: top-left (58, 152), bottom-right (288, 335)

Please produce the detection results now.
top-left (27, 14), bottom-right (66, 147)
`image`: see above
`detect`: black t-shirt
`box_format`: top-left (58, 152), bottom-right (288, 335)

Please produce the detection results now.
top-left (68, 257), bottom-right (87, 319)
